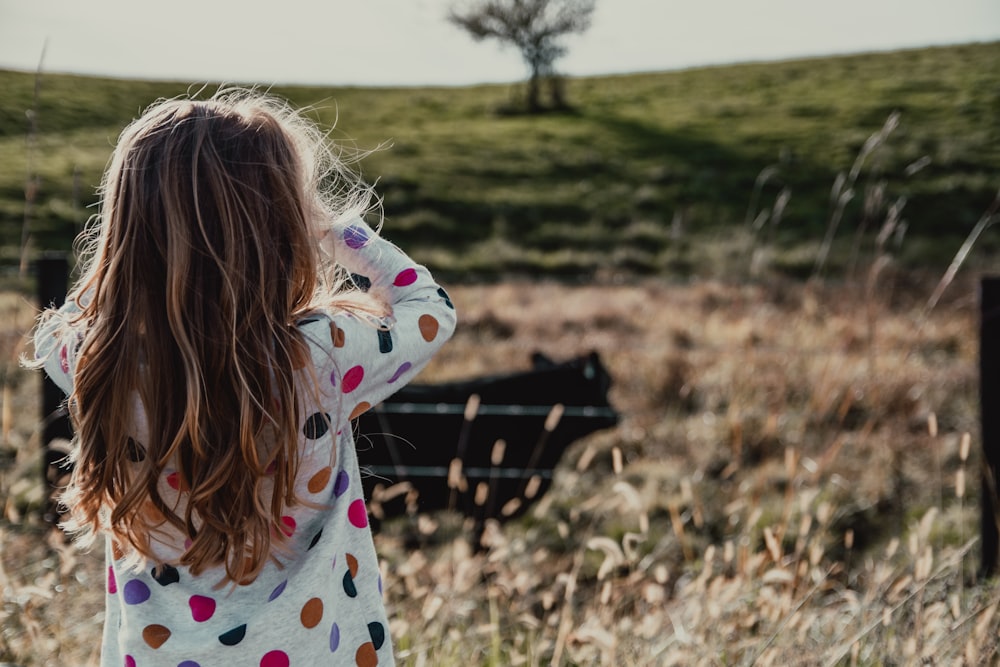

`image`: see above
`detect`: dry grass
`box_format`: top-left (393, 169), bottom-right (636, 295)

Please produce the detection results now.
top-left (1, 269), bottom-right (997, 666)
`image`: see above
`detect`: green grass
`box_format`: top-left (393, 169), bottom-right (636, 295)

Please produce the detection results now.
top-left (1, 41), bottom-right (999, 281)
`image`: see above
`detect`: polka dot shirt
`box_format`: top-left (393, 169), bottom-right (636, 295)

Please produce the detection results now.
top-left (34, 220), bottom-right (457, 666)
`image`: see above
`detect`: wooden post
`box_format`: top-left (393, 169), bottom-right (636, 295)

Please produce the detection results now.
top-left (36, 252), bottom-right (73, 523)
top-left (981, 276), bottom-right (1000, 578)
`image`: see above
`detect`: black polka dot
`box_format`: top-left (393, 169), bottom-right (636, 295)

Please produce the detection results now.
top-left (343, 570), bottom-right (357, 598)
top-left (151, 564), bottom-right (179, 586)
top-left (437, 287), bottom-right (454, 309)
top-left (368, 621), bottom-right (386, 650)
top-left (377, 329), bottom-right (393, 354)
top-left (218, 624), bottom-right (246, 646)
top-left (350, 273), bottom-right (371, 292)
top-left (303, 413), bottom-right (331, 439)
top-left (308, 530), bottom-right (323, 550)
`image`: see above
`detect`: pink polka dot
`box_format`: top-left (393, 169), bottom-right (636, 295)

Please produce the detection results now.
top-left (59, 345), bottom-right (69, 373)
top-left (189, 595), bottom-right (216, 622)
top-left (107, 566), bottom-right (117, 594)
top-left (166, 471), bottom-right (180, 490)
top-left (260, 650), bottom-right (290, 667)
top-left (280, 516), bottom-right (296, 537)
top-left (393, 268), bottom-right (418, 286)
top-left (124, 656), bottom-right (136, 667)
top-left (341, 366), bottom-right (364, 393)
top-left (348, 499), bottom-right (369, 528)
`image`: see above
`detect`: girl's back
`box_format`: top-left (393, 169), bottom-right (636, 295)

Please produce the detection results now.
top-left (29, 90), bottom-right (455, 666)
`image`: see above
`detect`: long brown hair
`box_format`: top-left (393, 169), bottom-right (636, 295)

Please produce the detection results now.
top-left (54, 90), bottom-right (373, 583)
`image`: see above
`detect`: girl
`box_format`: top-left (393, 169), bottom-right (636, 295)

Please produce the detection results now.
top-left (29, 89), bottom-right (455, 666)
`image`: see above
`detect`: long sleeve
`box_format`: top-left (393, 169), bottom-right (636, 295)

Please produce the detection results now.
top-left (312, 218), bottom-right (457, 422)
top-left (32, 296), bottom-right (87, 396)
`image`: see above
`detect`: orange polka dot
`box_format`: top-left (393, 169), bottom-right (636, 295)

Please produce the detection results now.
top-left (418, 314), bottom-right (439, 342)
top-left (300, 597), bottom-right (323, 628)
top-left (346, 553), bottom-right (359, 578)
top-left (330, 323), bottom-right (345, 347)
top-left (142, 624), bottom-right (171, 649)
top-left (355, 642), bottom-right (378, 667)
top-left (349, 402), bottom-right (372, 420)
top-left (308, 466), bottom-right (333, 494)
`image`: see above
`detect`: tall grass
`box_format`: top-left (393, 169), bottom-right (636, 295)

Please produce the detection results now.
top-left (3, 260), bottom-right (994, 664)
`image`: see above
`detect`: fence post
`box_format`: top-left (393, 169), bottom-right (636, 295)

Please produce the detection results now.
top-left (981, 276), bottom-right (1000, 578)
top-left (36, 252), bottom-right (73, 523)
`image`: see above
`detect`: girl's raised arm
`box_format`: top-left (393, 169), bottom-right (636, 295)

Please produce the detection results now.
top-left (312, 218), bottom-right (457, 420)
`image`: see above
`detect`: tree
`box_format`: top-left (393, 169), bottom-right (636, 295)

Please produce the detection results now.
top-left (449, 0), bottom-right (597, 112)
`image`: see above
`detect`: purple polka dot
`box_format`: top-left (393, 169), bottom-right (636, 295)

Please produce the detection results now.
top-left (333, 470), bottom-right (350, 498)
top-left (343, 225), bottom-right (370, 249)
top-left (179, 661), bottom-right (201, 667)
top-left (387, 362), bottom-right (412, 384)
top-left (329, 622), bottom-right (340, 652)
top-left (329, 369), bottom-right (337, 387)
top-left (393, 268), bottom-right (418, 286)
top-left (123, 579), bottom-right (150, 605)
top-left (268, 580), bottom-right (288, 602)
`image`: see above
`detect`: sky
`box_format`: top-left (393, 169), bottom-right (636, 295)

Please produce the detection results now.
top-left (0, 0), bottom-right (998, 87)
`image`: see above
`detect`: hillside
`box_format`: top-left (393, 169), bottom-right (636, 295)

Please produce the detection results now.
top-left (1, 41), bottom-right (998, 282)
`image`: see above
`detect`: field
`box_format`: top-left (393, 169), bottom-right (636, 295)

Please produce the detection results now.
top-left (1, 41), bottom-right (1000, 665)
top-left (1, 274), bottom-right (995, 665)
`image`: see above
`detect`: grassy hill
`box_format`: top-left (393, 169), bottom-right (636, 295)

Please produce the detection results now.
top-left (1, 41), bottom-right (998, 282)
